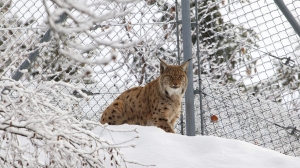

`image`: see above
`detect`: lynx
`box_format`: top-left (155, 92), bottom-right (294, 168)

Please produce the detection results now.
top-left (100, 58), bottom-right (190, 133)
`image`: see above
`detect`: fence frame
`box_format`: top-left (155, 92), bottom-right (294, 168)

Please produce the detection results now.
top-left (274, 0), bottom-right (300, 38)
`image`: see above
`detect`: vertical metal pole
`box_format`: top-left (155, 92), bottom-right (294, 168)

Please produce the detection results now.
top-left (175, 0), bottom-right (184, 135)
top-left (181, 0), bottom-right (195, 136)
top-left (274, 0), bottom-right (300, 38)
top-left (194, 0), bottom-right (204, 135)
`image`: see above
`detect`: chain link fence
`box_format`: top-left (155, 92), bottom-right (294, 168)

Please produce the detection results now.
top-left (192, 0), bottom-right (300, 157)
top-left (1, 0), bottom-right (300, 157)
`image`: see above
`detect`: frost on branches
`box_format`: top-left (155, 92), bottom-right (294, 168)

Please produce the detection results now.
top-left (0, 79), bottom-right (140, 167)
top-left (0, 0), bottom-right (145, 167)
top-left (42, 0), bottom-right (141, 66)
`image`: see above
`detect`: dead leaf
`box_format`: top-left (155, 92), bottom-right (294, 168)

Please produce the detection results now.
top-left (211, 115), bottom-right (218, 122)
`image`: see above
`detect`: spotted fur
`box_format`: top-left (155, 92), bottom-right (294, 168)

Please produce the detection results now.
top-left (100, 58), bottom-right (189, 133)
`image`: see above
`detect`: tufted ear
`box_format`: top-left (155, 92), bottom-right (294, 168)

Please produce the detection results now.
top-left (158, 58), bottom-right (169, 74)
top-left (181, 58), bottom-right (192, 74)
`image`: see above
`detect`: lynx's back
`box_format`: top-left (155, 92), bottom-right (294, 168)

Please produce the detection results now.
top-left (100, 59), bottom-right (190, 133)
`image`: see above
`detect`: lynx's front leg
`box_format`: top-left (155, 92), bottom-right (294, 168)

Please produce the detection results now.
top-left (170, 113), bottom-right (180, 129)
top-left (152, 117), bottom-right (175, 133)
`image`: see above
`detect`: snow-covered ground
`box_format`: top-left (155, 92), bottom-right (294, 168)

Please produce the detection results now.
top-left (95, 124), bottom-right (300, 168)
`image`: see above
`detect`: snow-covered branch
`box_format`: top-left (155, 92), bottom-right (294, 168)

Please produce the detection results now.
top-left (43, 0), bottom-right (142, 65)
top-left (0, 0), bottom-right (151, 167)
top-left (0, 79), bottom-right (142, 167)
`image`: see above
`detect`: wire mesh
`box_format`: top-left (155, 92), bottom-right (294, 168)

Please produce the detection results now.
top-left (1, 0), bottom-right (300, 157)
top-left (191, 0), bottom-right (300, 157)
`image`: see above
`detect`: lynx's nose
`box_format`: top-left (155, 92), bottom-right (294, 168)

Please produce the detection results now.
top-left (172, 84), bottom-right (179, 88)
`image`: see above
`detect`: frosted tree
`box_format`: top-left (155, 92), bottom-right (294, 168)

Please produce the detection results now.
top-left (123, 0), bottom-right (259, 85)
top-left (0, 0), bottom-right (95, 84)
top-left (91, 0), bottom-right (259, 86)
top-left (224, 1), bottom-right (300, 120)
top-left (0, 0), bottom-right (147, 167)
top-left (187, 0), bottom-right (300, 155)
top-left (0, 0), bottom-right (40, 78)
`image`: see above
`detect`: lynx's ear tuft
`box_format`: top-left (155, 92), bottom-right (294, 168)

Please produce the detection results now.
top-left (159, 58), bottom-right (169, 74)
top-left (181, 58), bottom-right (192, 74)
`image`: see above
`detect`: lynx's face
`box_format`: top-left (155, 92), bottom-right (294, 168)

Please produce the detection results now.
top-left (159, 59), bottom-right (190, 97)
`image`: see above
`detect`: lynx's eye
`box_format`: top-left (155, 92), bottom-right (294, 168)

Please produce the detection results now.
top-left (170, 76), bottom-right (174, 80)
top-left (178, 75), bottom-right (184, 80)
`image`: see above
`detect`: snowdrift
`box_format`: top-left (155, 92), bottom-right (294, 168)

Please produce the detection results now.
top-left (95, 125), bottom-right (300, 168)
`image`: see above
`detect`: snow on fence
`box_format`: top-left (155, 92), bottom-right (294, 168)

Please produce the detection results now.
top-left (1, 0), bottom-right (300, 159)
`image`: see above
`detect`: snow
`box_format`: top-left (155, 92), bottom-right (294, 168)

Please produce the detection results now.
top-left (94, 124), bottom-right (300, 168)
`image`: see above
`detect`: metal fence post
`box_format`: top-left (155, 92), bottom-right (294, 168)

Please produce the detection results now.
top-left (181, 0), bottom-right (195, 136)
top-left (274, 0), bottom-right (300, 38)
top-left (193, 0), bottom-right (204, 135)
